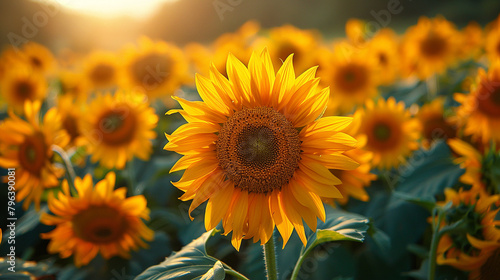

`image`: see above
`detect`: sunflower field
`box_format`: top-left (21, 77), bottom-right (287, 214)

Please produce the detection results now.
top-left (1, 1), bottom-right (500, 279)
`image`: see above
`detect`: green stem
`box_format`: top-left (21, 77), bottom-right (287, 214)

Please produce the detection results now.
top-left (52, 145), bottom-right (77, 195)
top-left (291, 249), bottom-right (308, 280)
top-left (127, 160), bottom-right (136, 195)
top-left (428, 208), bottom-right (444, 280)
top-left (263, 232), bottom-right (278, 280)
top-left (224, 269), bottom-right (251, 280)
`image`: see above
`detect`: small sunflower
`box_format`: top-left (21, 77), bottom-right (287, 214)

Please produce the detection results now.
top-left (417, 98), bottom-right (456, 149)
top-left (55, 95), bottom-right (83, 146)
top-left (454, 61), bottom-right (500, 144)
top-left (448, 139), bottom-right (500, 194)
top-left (318, 42), bottom-right (379, 114)
top-left (19, 42), bottom-right (56, 74)
top-left (83, 51), bottom-right (119, 90)
top-left (78, 90), bottom-right (158, 169)
top-left (40, 172), bottom-right (154, 267)
top-left (0, 101), bottom-right (69, 210)
top-left (367, 28), bottom-right (401, 85)
top-left (435, 188), bottom-right (500, 272)
top-left (352, 97), bottom-right (421, 169)
top-left (164, 49), bottom-right (359, 250)
top-left (401, 16), bottom-right (460, 79)
top-left (0, 66), bottom-right (47, 113)
top-left (57, 70), bottom-right (88, 101)
top-left (120, 37), bottom-right (189, 100)
top-left (458, 21), bottom-right (483, 60)
top-left (345, 18), bottom-right (367, 46)
top-left (257, 25), bottom-right (321, 74)
top-left (485, 18), bottom-right (500, 63)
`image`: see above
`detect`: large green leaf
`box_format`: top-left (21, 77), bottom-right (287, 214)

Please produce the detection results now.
top-left (200, 261), bottom-right (225, 280)
top-left (135, 230), bottom-right (236, 280)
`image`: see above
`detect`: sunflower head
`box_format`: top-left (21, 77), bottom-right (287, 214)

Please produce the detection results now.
top-left (455, 61), bottom-right (500, 144)
top-left (40, 172), bottom-right (154, 267)
top-left (417, 98), bottom-right (456, 149)
top-left (352, 97), bottom-right (421, 169)
top-left (401, 16), bottom-right (460, 79)
top-left (435, 188), bottom-right (500, 271)
top-left (486, 18), bottom-right (500, 63)
top-left (78, 90), bottom-right (158, 169)
top-left (367, 28), bottom-right (400, 85)
top-left (83, 51), bottom-right (119, 90)
top-left (17, 42), bottom-right (56, 74)
top-left (0, 101), bottom-right (69, 210)
top-left (1, 66), bottom-right (47, 113)
top-left (165, 49), bottom-right (359, 250)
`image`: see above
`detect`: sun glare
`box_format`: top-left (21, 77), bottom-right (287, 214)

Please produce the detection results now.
top-left (46, 0), bottom-right (175, 19)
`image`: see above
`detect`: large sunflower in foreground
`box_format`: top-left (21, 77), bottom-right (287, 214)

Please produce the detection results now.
top-left (454, 62), bottom-right (500, 144)
top-left (435, 188), bottom-right (500, 274)
top-left (0, 101), bottom-right (69, 210)
top-left (40, 172), bottom-right (154, 267)
top-left (78, 90), bottom-right (158, 169)
top-left (352, 97), bottom-right (421, 169)
top-left (164, 49), bottom-right (359, 250)
top-left (401, 16), bottom-right (459, 79)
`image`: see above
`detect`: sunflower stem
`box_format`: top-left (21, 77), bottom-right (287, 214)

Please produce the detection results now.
top-left (224, 269), bottom-right (251, 280)
top-left (52, 145), bottom-right (77, 195)
top-left (428, 208), bottom-right (444, 280)
top-left (263, 231), bottom-right (278, 280)
top-left (127, 160), bottom-right (136, 195)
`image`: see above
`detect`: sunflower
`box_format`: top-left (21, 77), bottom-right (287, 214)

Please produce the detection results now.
top-left (40, 172), bottom-right (154, 267)
top-left (458, 21), bottom-right (483, 60)
top-left (318, 42), bottom-right (379, 114)
top-left (448, 139), bottom-right (500, 194)
top-left (401, 16), bottom-right (460, 79)
top-left (367, 28), bottom-right (401, 85)
top-left (18, 42), bottom-right (56, 74)
top-left (55, 95), bottom-right (83, 146)
top-left (417, 97), bottom-right (456, 149)
top-left (0, 66), bottom-right (47, 113)
top-left (77, 90), bottom-right (158, 169)
top-left (435, 188), bottom-right (500, 272)
top-left (164, 49), bottom-right (359, 250)
top-left (255, 25), bottom-right (321, 74)
top-left (0, 101), bottom-right (69, 210)
top-left (454, 61), bottom-right (500, 144)
top-left (345, 18), bottom-right (367, 46)
top-left (352, 97), bottom-right (421, 169)
top-left (485, 18), bottom-right (500, 63)
top-left (120, 37), bottom-right (189, 100)
top-left (82, 51), bottom-right (119, 90)
top-left (57, 70), bottom-right (88, 101)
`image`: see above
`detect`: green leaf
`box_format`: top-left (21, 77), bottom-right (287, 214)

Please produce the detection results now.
top-left (136, 230), bottom-right (236, 280)
top-left (200, 261), bottom-right (225, 280)
top-left (392, 191), bottom-right (436, 212)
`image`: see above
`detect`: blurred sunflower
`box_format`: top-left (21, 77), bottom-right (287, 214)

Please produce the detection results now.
top-left (485, 18), bottom-right (500, 62)
top-left (417, 97), bottom-right (456, 149)
top-left (55, 95), bottom-right (83, 146)
top-left (458, 21), bottom-right (483, 60)
top-left (40, 172), bottom-right (154, 267)
top-left (318, 42), bottom-right (379, 114)
top-left (352, 97), bottom-right (421, 169)
top-left (19, 42), bottom-right (56, 74)
top-left (256, 25), bottom-right (321, 74)
top-left (0, 101), bottom-right (69, 210)
top-left (57, 71), bottom-right (88, 101)
top-left (83, 51), bottom-right (119, 90)
top-left (454, 61), bottom-right (500, 144)
top-left (435, 188), bottom-right (500, 273)
top-left (345, 18), bottom-right (367, 46)
top-left (367, 28), bottom-right (400, 85)
top-left (78, 90), bottom-right (158, 169)
top-left (164, 49), bottom-right (359, 250)
top-left (1, 66), bottom-right (47, 113)
top-left (401, 16), bottom-right (459, 79)
top-left (120, 37), bottom-right (189, 100)
top-left (448, 139), bottom-right (500, 194)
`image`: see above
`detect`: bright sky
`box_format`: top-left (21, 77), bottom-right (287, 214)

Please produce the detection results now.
top-left (44, 0), bottom-right (176, 19)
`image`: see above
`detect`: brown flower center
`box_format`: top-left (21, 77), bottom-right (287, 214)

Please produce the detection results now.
top-left (89, 63), bottom-right (115, 87)
top-left (276, 42), bottom-right (300, 63)
top-left (422, 116), bottom-right (456, 141)
top-left (30, 57), bottom-right (42, 69)
top-left (335, 63), bottom-right (368, 93)
top-left (14, 80), bottom-right (35, 102)
top-left (97, 107), bottom-right (137, 146)
top-left (420, 33), bottom-right (447, 58)
top-left (216, 107), bottom-right (301, 193)
top-left (367, 119), bottom-right (401, 151)
top-left (73, 206), bottom-right (128, 244)
top-left (476, 80), bottom-right (500, 118)
top-left (131, 53), bottom-right (172, 91)
top-left (62, 114), bottom-right (80, 142)
top-left (18, 132), bottom-right (47, 175)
